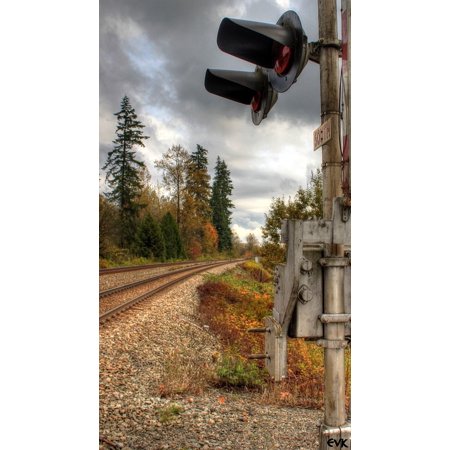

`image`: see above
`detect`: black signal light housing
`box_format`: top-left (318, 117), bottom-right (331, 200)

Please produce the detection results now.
top-left (205, 67), bottom-right (278, 125)
top-left (216, 11), bottom-right (308, 93)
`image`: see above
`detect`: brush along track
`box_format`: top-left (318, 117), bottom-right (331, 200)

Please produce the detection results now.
top-left (99, 260), bottom-right (241, 324)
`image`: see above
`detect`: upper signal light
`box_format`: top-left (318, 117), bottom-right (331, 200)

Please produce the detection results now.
top-left (216, 11), bottom-right (309, 93)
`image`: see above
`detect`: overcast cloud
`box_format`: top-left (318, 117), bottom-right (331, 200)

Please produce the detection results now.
top-left (99, 0), bottom-right (337, 242)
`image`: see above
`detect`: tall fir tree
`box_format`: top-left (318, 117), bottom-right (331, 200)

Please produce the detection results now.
top-left (185, 144), bottom-right (212, 223)
top-left (102, 96), bottom-right (149, 247)
top-left (210, 157), bottom-right (234, 252)
top-left (183, 144), bottom-right (213, 254)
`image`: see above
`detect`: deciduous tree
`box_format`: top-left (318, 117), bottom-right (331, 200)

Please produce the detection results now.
top-left (245, 233), bottom-right (259, 255)
top-left (99, 194), bottom-right (119, 258)
top-left (155, 145), bottom-right (190, 227)
top-left (260, 169), bottom-right (323, 269)
top-left (202, 222), bottom-right (219, 255)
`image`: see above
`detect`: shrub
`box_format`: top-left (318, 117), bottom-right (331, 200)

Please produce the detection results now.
top-left (215, 355), bottom-right (265, 388)
top-left (240, 261), bottom-right (272, 282)
top-left (197, 266), bottom-right (350, 411)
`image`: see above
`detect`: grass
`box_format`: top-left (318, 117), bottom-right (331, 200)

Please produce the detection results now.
top-left (156, 403), bottom-right (184, 423)
top-left (215, 353), bottom-right (266, 388)
top-left (197, 262), bottom-right (351, 411)
top-left (158, 348), bottom-right (213, 397)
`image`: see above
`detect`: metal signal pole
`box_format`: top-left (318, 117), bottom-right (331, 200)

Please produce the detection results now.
top-left (318, 0), bottom-right (351, 448)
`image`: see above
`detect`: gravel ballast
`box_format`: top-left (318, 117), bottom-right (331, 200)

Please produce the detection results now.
top-left (99, 262), bottom-right (322, 450)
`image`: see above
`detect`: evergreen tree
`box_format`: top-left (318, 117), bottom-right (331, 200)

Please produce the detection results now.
top-left (160, 212), bottom-right (185, 259)
top-left (183, 144), bottom-right (213, 255)
top-left (136, 213), bottom-right (166, 260)
top-left (185, 144), bottom-right (212, 222)
top-left (102, 96), bottom-right (149, 247)
top-left (210, 157), bottom-right (234, 252)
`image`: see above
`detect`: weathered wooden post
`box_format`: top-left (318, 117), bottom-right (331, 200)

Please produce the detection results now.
top-left (317, 1), bottom-right (351, 448)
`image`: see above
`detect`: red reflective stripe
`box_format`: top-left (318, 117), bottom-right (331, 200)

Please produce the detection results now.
top-left (274, 46), bottom-right (292, 75)
top-left (251, 92), bottom-right (262, 112)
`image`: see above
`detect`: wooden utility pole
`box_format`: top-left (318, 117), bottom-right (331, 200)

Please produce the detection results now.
top-left (319, 0), bottom-right (342, 220)
top-left (318, 0), bottom-right (351, 448)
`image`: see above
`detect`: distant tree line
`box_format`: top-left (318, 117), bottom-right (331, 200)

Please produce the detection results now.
top-left (100, 96), bottom-right (243, 265)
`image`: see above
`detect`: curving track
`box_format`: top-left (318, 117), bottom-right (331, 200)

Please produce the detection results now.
top-left (99, 259), bottom-right (242, 324)
top-left (99, 259), bottom-right (220, 276)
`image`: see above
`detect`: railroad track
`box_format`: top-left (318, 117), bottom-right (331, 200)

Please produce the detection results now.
top-left (99, 259), bottom-right (221, 276)
top-left (99, 259), bottom-right (243, 324)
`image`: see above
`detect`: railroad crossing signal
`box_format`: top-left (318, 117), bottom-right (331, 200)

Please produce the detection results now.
top-left (205, 67), bottom-right (278, 125)
top-left (205, 10), bottom-right (309, 124)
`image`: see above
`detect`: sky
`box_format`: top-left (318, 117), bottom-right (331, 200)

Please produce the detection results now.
top-left (99, 0), bottom-right (332, 243)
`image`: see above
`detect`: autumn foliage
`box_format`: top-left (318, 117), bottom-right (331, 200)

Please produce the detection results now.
top-left (197, 263), bottom-right (351, 411)
top-left (202, 222), bottom-right (219, 255)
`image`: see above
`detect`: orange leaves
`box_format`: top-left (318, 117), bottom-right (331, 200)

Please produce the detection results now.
top-left (197, 265), bottom-right (350, 412)
top-left (202, 222), bottom-right (219, 254)
top-left (188, 238), bottom-right (203, 259)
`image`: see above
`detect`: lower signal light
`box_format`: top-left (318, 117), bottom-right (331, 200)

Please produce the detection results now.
top-left (251, 91), bottom-right (262, 112)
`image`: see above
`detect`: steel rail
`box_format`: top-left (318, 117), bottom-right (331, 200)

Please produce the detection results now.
top-left (99, 259), bottom-right (223, 276)
top-left (99, 261), bottom-right (230, 299)
top-left (99, 259), bottom-right (243, 324)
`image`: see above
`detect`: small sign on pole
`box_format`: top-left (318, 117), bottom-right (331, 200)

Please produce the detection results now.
top-left (313, 119), bottom-right (332, 150)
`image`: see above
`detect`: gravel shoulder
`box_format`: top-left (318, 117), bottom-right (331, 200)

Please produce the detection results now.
top-left (99, 262), bottom-right (322, 450)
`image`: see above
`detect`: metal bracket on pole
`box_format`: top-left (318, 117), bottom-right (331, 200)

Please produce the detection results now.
top-left (248, 353), bottom-right (269, 360)
top-left (317, 339), bottom-right (349, 349)
top-left (320, 314), bottom-right (351, 324)
top-left (308, 39), bottom-right (342, 64)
